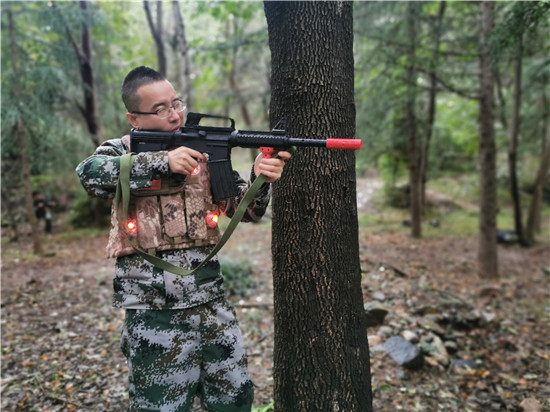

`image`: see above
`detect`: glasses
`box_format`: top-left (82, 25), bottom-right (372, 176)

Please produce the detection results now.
top-left (131, 99), bottom-right (185, 119)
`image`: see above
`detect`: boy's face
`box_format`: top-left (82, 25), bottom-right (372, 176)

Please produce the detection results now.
top-left (126, 80), bottom-right (184, 131)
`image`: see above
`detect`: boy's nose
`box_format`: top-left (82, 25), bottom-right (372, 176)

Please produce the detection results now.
top-left (169, 107), bottom-right (183, 122)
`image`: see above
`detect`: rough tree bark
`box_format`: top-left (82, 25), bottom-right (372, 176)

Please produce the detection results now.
top-left (264, 2), bottom-right (372, 411)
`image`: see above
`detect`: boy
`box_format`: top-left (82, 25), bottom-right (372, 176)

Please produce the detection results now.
top-left (76, 66), bottom-right (290, 411)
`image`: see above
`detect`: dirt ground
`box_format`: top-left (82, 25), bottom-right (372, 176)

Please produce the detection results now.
top-left (1, 179), bottom-right (549, 411)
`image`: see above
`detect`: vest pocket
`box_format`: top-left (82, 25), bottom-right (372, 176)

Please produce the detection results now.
top-left (160, 194), bottom-right (187, 240)
top-left (135, 196), bottom-right (163, 250)
top-left (185, 191), bottom-right (207, 240)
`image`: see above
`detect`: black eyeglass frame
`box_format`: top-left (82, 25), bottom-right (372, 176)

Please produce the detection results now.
top-left (131, 99), bottom-right (185, 118)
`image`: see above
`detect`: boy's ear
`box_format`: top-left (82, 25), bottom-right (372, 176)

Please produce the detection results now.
top-left (126, 112), bottom-right (140, 129)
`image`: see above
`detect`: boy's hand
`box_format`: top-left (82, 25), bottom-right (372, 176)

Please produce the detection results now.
top-left (168, 147), bottom-right (207, 176)
top-left (254, 150), bottom-right (292, 183)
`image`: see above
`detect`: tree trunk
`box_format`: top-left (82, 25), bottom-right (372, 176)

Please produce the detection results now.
top-left (525, 126), bottom-right (550, 245)
top-left (144, 0), bottom-right (166, 76)
top-left (264, 2), bottom-right (372, 411)
top-left (226, 19), bottom-right (256, 163)
top-left (61, 1), bottom-right (103, 146)
top-left (420, 1), bottom-right (446, 210)
top-left (478, 1), bottom-right (499, 279)
top-left (172, 0), bottom-right (193, 110)
top-left (407, 2), bottom-right (422, 238)
top-left (508, 38), bottom-right (525, 244)
top-left (7, 7), bottom-right (43, 255)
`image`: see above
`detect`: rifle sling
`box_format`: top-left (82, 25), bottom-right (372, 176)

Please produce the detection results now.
top-left (115, 153), bottom-right (268, 277)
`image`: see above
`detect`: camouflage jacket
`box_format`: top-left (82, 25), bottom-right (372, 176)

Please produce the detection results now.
top-left (76, 137), bottom-right (271, 309)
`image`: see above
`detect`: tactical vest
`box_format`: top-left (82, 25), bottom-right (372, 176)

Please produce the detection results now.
top-left (106, 161), bottom-right (221, 259)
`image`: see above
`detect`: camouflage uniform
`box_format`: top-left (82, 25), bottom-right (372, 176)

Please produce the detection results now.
top-left (76, 137), bottom-right (270, 411)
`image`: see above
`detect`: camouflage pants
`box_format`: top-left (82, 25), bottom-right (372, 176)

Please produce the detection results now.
top-left (121, 298), bottom-right (253, 412)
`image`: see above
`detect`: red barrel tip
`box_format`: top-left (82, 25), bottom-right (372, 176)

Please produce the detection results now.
top-left (326, 138), bottom-right (362, 150)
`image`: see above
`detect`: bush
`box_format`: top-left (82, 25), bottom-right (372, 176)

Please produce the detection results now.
top-left (384, 183), bottom-right (410, 209)
top-left (68, 193), bottom-right (111, 228)
top-left (221, 258), bottom-right (257, 299)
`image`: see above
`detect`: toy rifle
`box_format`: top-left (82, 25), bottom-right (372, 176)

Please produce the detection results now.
top-left (130, 112), bottom-right (361, 200)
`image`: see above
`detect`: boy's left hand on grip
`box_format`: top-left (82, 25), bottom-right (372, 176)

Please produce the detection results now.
top-left (255, 149), bottom-right (292, 183)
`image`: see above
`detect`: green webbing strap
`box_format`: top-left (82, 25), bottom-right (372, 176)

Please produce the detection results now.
top-left (116, 153), bottom-right (137, 225)
top-left (115, 153), bottom-right (269, 277)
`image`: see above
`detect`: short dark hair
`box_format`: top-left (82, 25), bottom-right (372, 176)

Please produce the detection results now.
top-left (121, 66), bottom-right (166, 112)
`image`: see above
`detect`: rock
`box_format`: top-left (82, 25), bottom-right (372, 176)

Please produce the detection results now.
top-left (401, 330), bottom-right (419, 343)
top-left (372, 291), bottom-right (385, 301)
top-left (431, 335), bottom-right (450, 366)
top-left (383, 336), bottom-right (424, 370)
top-left (444, 340), bottom-right (458, 354)
top-left (519, 398), bottom-right (541, 412)
top-left (479, 283), bottom-right (504, 298)
top-left (429, 219), bottom-right (440, 227)
top-left (424, 356), bottom-right (439, 367)
top-left (364, 301), bottom-right (389, 327)
top-left (496, 336), bottom-right (518, 351)
top-left (367, 335), bottom-right (383, 348)
top-left (419, 318), bottom-right (447, 336)
top-left (419, 339), bottom-right (448, 366)
top-left (377, 326), bottom-right (393, 339)
top-left (481, 310), bottom-right (497, 323)
top-left (462, 309), bottom-right (481, 327)
top-left (450, 358), bottom-right (478, 373)
top-left (497, 229), bottom-right (518, 244)
top-left (395, 369), bottom-right (410, 380)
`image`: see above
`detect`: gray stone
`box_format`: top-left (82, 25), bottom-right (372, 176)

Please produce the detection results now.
top-left (364, 301), bottom-right (389, 327)
top-left (377, 326), bottom-right (393, 339)
top-left (383, 336), bottom-right (424, 369)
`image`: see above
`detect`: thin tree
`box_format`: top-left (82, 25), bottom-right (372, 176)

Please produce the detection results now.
top-left (226, 17), bottom-right (256, 162)
top-left (58, 1), bottom-right (104, 146)
top-left (264, 2), bottom-right (372, 410)
top-left (172, 0), bottom-right (192, 109)
top-left (494, 1), bottom-right (550, 245)
top-left (406, 2), bottom-right (422, 238)
top-left (420, 1), bottom-right (447, 210)
top-left (478, 1), bottom-right (499, 278)
top-left (525, 125), bottom-right (550, 245)
top-left (507, 34), bottom-right (525, 244)
top-left (144, 0), bottom-right (167, 76)
top-left (7, 6), bottom-right (43, 255)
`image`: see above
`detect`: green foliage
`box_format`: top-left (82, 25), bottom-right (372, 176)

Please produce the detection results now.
top-left (383, 184), bottom-right (410, 209)
top-left (492, 2), bottom-right (549, 54)
top-left (428, 174), bottom-right (480, 205)
top-left (68, 192), bottom-right (111, 229)
top-left (221, 258), bottom-right (257, 300)
top-left (252, 403), bottom-right (274, 412)
top-left (377, 153), bottom-right (407, 185)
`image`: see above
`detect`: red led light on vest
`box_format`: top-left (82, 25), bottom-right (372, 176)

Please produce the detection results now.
top-left (206, 211), bottom-right (219, 229)
top-left (191, 164), bottom-right (200, 176)
top-left (126, 218), bottom-right (137, 234)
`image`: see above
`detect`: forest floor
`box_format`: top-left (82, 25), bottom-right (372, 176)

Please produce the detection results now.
top-left (1, 178), bottom-right (549, 412)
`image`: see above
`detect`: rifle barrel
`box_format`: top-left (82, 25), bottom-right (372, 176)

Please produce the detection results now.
top-left (232, 131), bottom-right (361, 150)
